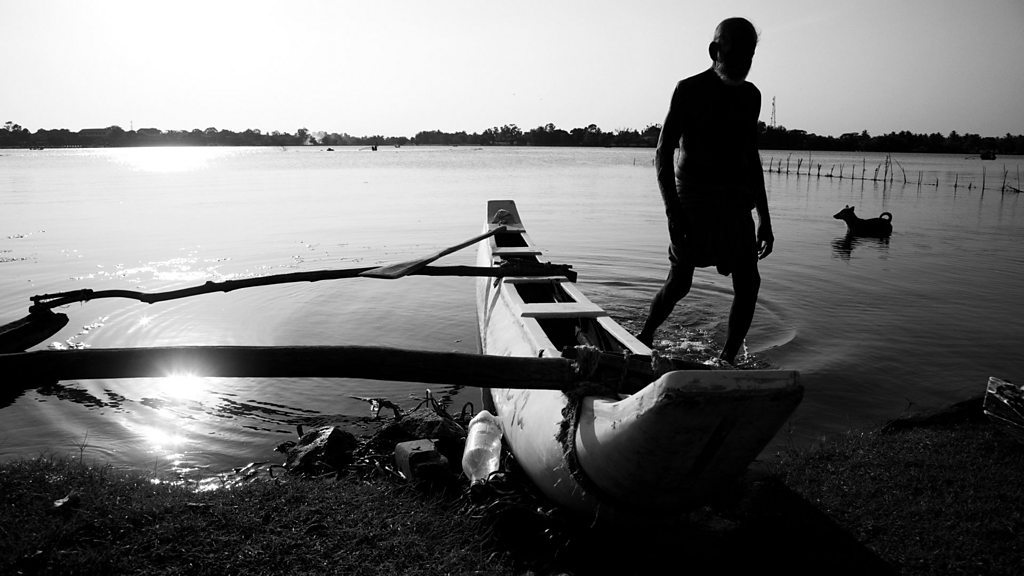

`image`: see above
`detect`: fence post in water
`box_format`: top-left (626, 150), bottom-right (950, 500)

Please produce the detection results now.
top-left (894, 157), bottom-right (908, 183)
top-left (982, 165), bottom-right (986, 192)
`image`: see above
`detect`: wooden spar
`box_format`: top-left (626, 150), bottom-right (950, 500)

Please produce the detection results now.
top-left (0, 345), bottom-right (713, 390)
top-left (28, 261), bottom-right (575, 312)
top-left (0, 345), bottom-right (578, 389)
top-left (1, 260), bottom-right (575, 355)
top-left (359, 226), bottom-right (506, 279)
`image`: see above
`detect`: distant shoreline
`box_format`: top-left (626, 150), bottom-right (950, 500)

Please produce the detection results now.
top-left (2, 121), bottom-right (1022, 155)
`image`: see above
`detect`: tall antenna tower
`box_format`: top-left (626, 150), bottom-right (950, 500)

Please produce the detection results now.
top-left (770, 96), bottom-right (776, 128)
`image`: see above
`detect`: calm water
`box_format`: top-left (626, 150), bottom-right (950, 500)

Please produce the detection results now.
top-left (1, 146), bottom-right (1022, 480)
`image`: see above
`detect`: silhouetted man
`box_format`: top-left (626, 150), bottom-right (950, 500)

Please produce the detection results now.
top-left (637, 17), bottom-right (774, 364)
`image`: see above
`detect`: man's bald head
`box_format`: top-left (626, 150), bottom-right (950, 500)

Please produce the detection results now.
top-left (710, 17), bottom-right (759, 84)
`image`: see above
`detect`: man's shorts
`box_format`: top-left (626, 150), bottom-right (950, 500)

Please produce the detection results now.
top-left (668, 209), bottom-right (757, 276)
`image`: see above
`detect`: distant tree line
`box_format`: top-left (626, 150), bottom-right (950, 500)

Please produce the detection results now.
top-left (757, 123), bottom-right (1024, 155)
top-left (0, 121), bottom-right (660, 149)
top-left (410, 123), bottom-right (660, 147)
top-left (2, 120), bottom-right (1022, 155)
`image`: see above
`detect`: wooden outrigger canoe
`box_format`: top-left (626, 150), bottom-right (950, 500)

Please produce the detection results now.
top-left (476, 199), bottom-right (803, 521)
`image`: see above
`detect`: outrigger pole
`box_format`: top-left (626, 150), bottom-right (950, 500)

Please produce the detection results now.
top-left (0, 345), bottom-right (707, 391)
top-left (0, 227), bottom-right (576, 354)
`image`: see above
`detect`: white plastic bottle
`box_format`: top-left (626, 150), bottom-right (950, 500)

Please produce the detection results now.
top-left (461, 410), bottom-right (503, 484)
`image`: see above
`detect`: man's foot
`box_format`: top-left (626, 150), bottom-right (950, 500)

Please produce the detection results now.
top-left (707, 356), bottom-right (736, 368)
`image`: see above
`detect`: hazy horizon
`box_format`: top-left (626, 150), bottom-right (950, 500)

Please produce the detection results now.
top-left (3, 0), bottom-right (1022, 139)
top-left (7, 121), bottom-right (1024, 142)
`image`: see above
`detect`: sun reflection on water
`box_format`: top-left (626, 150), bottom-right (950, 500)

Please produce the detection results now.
top-left (159, 372), bottom-right (208, 401)
top-left (101, 147), bottom-right (239, 173)
top-left (121, 372), bottom-right (218, 479)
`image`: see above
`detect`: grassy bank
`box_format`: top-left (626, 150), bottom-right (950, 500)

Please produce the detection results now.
top-left (774, 413), bottom-right (1024, 575)
top-left (3, 403), bottom-right (1023, 575)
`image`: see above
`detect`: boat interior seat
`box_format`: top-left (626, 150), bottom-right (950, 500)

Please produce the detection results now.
top-left (492, 246), bottom-right (543, 256)
top-left (519, 302), bottom-right (606, 318)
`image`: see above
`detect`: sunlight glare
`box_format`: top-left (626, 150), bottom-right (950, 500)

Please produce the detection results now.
top-left (140, 426), bottom-right (187, 451)
top-left (103, 147), bottom-right (235, 173)
top-left (160, 372), bottom-right (208, 401)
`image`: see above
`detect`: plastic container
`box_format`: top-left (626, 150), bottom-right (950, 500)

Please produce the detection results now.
top-left (461, 410), bottom-right (503, 484)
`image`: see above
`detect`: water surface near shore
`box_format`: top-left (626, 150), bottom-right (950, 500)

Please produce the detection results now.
top-left (1, 146), bottom-right (1021, 478)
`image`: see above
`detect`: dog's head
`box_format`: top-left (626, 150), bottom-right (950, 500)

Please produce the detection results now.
top-left (833, 205), bottom-right (855, 220)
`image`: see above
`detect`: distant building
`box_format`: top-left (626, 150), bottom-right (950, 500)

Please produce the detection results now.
top-left (77, 128), bottom-right (112, 146)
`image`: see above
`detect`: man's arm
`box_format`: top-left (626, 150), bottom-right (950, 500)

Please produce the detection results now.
top-left (750, 90), bottom-right (773, 259)
top-left (655, 83), bottom-right (684, 222)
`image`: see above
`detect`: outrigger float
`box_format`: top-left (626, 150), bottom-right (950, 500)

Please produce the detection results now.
top-left (0, 200), bottom-right (803, 522)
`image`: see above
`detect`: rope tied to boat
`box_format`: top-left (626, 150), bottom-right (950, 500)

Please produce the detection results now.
top-left (571, 344), bottom-right (602, 381)
top-left (555, 345), bottom-right (625, 509)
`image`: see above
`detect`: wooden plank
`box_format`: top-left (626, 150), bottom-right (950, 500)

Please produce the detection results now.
top-left (492, 246), bottom-right (543, 256)
top-left (596, 316), bottom-right (653, 355)
top-left (0, 345), bottom-right (577, 389)
top-left (519, 302), bottom-right (607, 318)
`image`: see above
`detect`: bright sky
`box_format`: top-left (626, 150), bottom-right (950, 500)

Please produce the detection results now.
top-left (3, 0), bottom-right (1022, 138)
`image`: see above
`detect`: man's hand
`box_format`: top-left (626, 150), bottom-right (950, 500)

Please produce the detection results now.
top-left (668, 212), bottom-right (687, 246)
top-left (757, 222), bottom-right (774, 259)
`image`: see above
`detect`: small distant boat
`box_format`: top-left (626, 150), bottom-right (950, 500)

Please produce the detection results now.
top-left (475, 199), bottom-right (803, 521)
top-left (980, 150), bottom-right (996, 160)
top-left (983, 377), bottom-right (1024, 443)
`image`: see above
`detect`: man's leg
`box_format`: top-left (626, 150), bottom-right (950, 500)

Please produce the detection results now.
top-left (720, 262), bottom-right (760, 363)
top-left (637, 263), bottom-right (694, 347)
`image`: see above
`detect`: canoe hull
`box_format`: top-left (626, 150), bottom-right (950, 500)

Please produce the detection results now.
top-left (476, 199), bottom-right (802, 519)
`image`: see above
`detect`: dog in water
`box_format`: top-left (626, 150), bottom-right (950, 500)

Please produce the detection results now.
top-left (833, 205), bottom-right (893, 237)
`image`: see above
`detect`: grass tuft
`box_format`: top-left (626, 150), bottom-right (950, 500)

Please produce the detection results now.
top-left (4, 409), bottom-right (1024, 575)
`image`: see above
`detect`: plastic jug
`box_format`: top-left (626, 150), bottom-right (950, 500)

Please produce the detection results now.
top-left (461, 410), bottom-right (503, 484)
